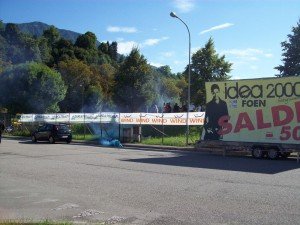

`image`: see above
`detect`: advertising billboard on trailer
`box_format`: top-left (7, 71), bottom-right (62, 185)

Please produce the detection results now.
top-left (203, 76), bottom-right (300, 144)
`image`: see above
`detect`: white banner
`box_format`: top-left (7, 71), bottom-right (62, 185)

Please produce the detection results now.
top-left (119, 112), bottom-right (205, 125)
top-left (20, 112), bottom-right (119, 123)
top-left (20, 112), bottom-right (205, 125)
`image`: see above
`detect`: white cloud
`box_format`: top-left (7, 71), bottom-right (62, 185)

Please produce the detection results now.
top-left (173, 0), bottom-right (195, 13)
top-left (142, 37), bottom-right (169, 47)
top-left (200, 23), bottom-right (234, 35)
top-left (150, 62), bottom-right (164, 68)
top-left (107, 26), bottom-right (137, 33)
top-left (161, 51), bottom-right (175, 57)
top-left (173, 60), bottom-right (184, 65)
top-left (116, 37), bottom-right (124, 42)
top-left (230, 76), bottom-right (242, 80)
top-left (221, 48), bottom-right (273, 60)
top-left (117, 36), bottom-right (169, 55)
top-left (117, 41), bottom-right (139, 55)
top-left (264, 53), bottom-right (273, 58)
top-left (143, 39), bottom-right (160, 46)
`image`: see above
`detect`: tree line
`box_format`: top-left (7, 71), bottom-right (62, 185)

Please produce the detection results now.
top-left (0, 19), bottom-right (299, 114)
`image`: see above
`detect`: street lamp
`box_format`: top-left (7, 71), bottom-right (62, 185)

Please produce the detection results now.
top-left (79, 84), bottom-right (86, 139)
top-left (170, 11), bottom-right (191, 145)
top-left (79, 84), bottom-right (84, 113)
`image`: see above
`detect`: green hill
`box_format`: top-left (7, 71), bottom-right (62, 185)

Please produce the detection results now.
top-left (6, 21), bottom-right (83, 44)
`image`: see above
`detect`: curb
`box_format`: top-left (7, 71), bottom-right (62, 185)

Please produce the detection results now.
top-left (2, 135), bottom-right (195, 151)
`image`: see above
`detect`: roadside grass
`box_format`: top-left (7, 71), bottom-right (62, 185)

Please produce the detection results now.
top-left (72, 133), bottom-right (99, 141)
top-left (0, 220), bottom-right (72, 225)
top-left (141, 134), bottom-right (200, 147)
top-left (4, 124), bottom-right (203, 147)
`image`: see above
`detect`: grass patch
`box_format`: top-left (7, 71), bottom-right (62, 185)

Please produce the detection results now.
top-left (0, 220), bottom-right (72, 225)
top-left (141, 134), bottom-right (200, 147)
top-left (72, 133), bottom-right (98, 141)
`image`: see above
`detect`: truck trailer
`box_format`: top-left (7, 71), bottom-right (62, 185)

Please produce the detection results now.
top-left (196, 76), bottom-right (300, 160)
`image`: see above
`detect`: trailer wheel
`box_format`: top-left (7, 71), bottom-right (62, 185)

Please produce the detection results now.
top-left (281, 152), bottom-right (291, 158)
top-left (252, 148), bottom-right (264, 159)
top-left (267, 149), bottom-right (279, 159)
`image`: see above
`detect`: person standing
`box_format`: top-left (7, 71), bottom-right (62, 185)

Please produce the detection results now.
top-left (0, 120), bottom-right (5, 143)
top-left (173, 103), bottom-right (180, 112)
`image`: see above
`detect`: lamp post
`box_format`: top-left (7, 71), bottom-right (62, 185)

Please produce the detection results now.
top-left (170, 11), bottom-right (191, 145)
top-left (79, 84), bottom-right (85, 139)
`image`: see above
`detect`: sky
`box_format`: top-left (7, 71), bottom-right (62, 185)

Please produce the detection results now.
top-left (1, 0), bottom-right (300, 80)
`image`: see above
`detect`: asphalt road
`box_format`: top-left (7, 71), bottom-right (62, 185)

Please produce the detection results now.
top-left (0, 138), bottom-right (300, 225)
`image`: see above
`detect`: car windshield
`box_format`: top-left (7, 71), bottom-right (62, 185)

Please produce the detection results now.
top-left (57, 124), bottom-right (69, 131)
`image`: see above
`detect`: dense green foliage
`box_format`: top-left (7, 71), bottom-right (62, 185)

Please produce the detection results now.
top-left (0, 21), bottom-right (233, 114)
top-left (275, 19), bottom-right (300, 77)
top-left (0, 62), bottom-right (66, 114)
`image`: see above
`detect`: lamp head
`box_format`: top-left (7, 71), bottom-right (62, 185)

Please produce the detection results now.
top-left (170, 12), bottom-right (178, 18)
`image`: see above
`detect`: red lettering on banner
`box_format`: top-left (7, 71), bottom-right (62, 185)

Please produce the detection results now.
top-left (136, 118), bottom-right (150, 123)
top-left (190, 118), bottom-right (204, 123)
top-left (218, 115), bottom-right (232, 135)
top-left (234, 112), bottom-right (255, 133)
top-left (256, 109), bottom-right (271, 129)
top-left (121, 118), bottom-right (133, 123)
top-left (272, 105), bottom-right (293, 126)
top-left (170, 118), bottom-right (186, 123)
top-left (295, 101), bottom-right (300, 123)
top-left (218, 101), bottom-right (300, 136)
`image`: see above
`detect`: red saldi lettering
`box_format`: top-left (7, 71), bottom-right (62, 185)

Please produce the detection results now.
top-left (218, 101), bottom-right (300, 135)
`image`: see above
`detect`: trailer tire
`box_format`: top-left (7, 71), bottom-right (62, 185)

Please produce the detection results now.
top-left (267, 149), bottom-right (279, 159)
top-left (252, 148), bottom-right (264, 159)
top-left (281, 152), bottom-right (291, 158)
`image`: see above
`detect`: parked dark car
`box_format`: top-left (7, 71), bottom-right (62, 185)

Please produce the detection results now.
top-left (32, 123), bottom-right (72, 144)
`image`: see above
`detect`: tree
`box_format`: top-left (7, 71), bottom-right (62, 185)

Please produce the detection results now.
top-left (108, 41), bottom-right (118, 61)
top-left (98, 42), bottom-right (109, 54)
top-left (0, 62), bottom-right (66, 114)
top-left (43, 25), bottom-right (60, 46)
top-left (161, 77), bottom-right (182, 103)
top-left (75, 31), bottom-right (97, 50)
top-left (4, 23), bottom-right (21, 45)
top-left (38, 36), bottom-right (52, 65)
top-left (58, 59), bottom-right (93, 112)
top-left (157, 65), bottom-right (173, 77)
top-left (114, 48), bottom-right (156, 112)
top-left (21, 35), bottom-right (41, 62)
top-left (84, 86), bottom-right (104, 112)
top-left (275, 19), bottom-right (300, 77)
top-left (0, 20), bottom-right (4, 34)
top-left (90, 63), bottom-right (116, 109)
top-left (187, 38), bottom-right (232, 106)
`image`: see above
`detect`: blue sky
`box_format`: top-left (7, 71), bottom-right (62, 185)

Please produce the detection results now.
top-left (1, 0), bottom-right (300, 79)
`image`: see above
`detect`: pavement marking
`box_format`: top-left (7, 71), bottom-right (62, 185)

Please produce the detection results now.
top-left (105, 216), bottom-right (127, 224)
top-left (72, 209), bottom-right (105, 218)
top-left (51, 203), bottom-right (79, 211)
top-left (33, 198), bottom-right (59, 204)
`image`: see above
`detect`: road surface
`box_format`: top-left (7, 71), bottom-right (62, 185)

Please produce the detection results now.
top-left (0, 139), bottom-right (300, 224)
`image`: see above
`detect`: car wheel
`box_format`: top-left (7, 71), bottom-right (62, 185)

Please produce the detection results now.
top-left (66, 138), bottom-right (71, 144)
top-left (49, 136), bottom-right (55, 144)
top-left (31, 135), bottom-right (37, 142)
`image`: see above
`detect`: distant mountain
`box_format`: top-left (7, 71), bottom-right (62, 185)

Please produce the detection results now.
top-left (6, 21), bottom-right (84, 44)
